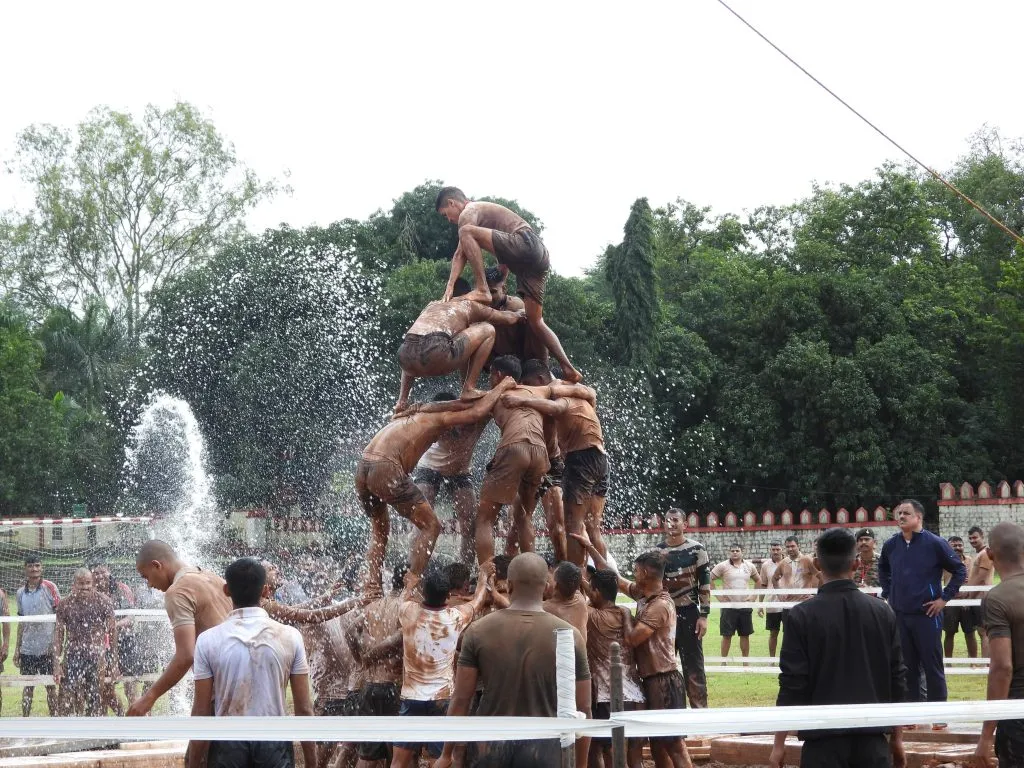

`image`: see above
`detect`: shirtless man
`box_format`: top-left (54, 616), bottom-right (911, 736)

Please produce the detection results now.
top-left (52, 568), bottom-right (117, 717)
top-left (512, 361), bottom-right (606, 567)
top-left (543, 561), bottom-right (588, 645)
top-left (475, 357), bottom-right (591, 564)
top-left (413, 393), bottom-right (490, 565)
top-left (395, 277), bottom-right (523, 411)
top-left (356, 379), bottom-right (515, 588)
top-left (771, 536), bottom-right (820, 619)
top-left (435, 187), bottom-right (582, 383)
top-left (259, 561), bottom-right (365, 626)
top-left (346, 564), bottom-right (408, 768)
top-left (967, 526), bottom-right (995, 658)
top-left (484, 267), bottom-right (527, 362)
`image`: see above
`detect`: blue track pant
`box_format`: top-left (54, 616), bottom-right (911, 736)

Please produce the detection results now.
top-left (897, 612), bottom-right (947, 702)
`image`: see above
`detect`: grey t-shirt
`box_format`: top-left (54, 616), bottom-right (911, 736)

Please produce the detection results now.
top-left (16, 580), bottom-right (60, 656)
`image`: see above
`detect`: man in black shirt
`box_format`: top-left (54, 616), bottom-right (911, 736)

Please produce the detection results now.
top-left (656, 508), bottom-right (711, 708)
top-left (770, 528), bottom-right (907, 768)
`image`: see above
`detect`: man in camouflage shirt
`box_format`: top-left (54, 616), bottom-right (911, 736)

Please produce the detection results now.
top-left (656, 508), bottom-right (711, 708)
top-left (854, 528), bottom-right (880, 588)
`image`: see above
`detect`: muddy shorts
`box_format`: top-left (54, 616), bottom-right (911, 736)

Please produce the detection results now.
top-left (997, 717), bottom-right (1024, 768)
top-left (394, 698), bottom-right (448, 756)
top-left (480, 443), bottom-right (550, 505)
top-left (19, 653), bottom-right (53, 676)
top-left (397, 332), bottom-right (466, 375)
top-left (537, 456), bottom-right (564, 500)
top-left (413, 466), bottom-right (474, 498)
top-left (642, 670), bottom-right (687, 742)
top-left (357, 682), bottom-right (401, 760)
top-left (467, 739), bottom-right (561, 767)
top-left (562, 447), bottom-right (609, 505)
top-left (490, 229), bottom-right (550, 305)
top-left (356, 458), bottom-right (426, 511)
top-left (208, 741), bottom-right (294, 768)
top-left (318, 697), bottom-right (348, 716)
top-left (720, 607), bottom-right (754, 637)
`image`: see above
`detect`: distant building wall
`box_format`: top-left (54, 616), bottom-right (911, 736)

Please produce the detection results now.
top-left (939, 481), bottom-right (1024, 540)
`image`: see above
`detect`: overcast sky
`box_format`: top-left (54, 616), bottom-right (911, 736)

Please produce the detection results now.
top-left (2, 1), bottom-right (1021, 276)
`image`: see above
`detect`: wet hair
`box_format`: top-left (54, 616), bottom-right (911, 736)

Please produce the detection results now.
top-left (543, 553), bottom-right (559, 570)
top-left (224, 557), bottom-right (266, 608)
top-left (445, 562), bottom-right (471, 593)
top-left (491, 355), bottom-right (522, 382)
top-left (784, 535), bottom-right (799, 545)
top-left (855, 528), bottom-right (875, 540)
top-left (392, 562), bottom-right (410, 591)
top-left (816, 529), bottom-right (857, 577)
top-left (899, 499), bottom-right (925, 517)
top-left (435, 186), bottom-right (468, 210)
top-left (665, 508), bottom-right (685, 519)
top-left (549, 364), bottom-right (564, 380)
top-left (24, 555), bottom-right (41, 566)
top-left (948, 535), bottom-right (963, 544)
top-left (968, 526), bottom-right (984, 537)
top-left (492, 555), bottom-right (512, 581)
top-left (432, 392), bottom-right (457, 402)
top-left (591, 569), bottom-right (619, 603)
top-left (452, 277), bottom-right (471, 297)
top-left (633, 550), bottom-right (667, 578)
top-left (522, 359), bottom-right (553, 384)
top-left (422, 568), bottom-right (451, 608)
top-left (553, 562), bottom-right (582, 598)
top-left (485, 266), bottom-right (504, 286)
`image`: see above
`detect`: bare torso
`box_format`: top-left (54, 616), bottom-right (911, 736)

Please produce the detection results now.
top-left (363, 413), bottom-right (452, 473)
top-left (418, 419), bottom-right (489, 476)
top-left (362, 591), bottom-right (404, 685)
top-left (407, 299), bottom-right (478, 337)
top-left (459, 201), bottom-right (531, 235)
top-left (556, 397), bottom-right (604, 454)
top-left (493, 385), bottom-right (549, 450)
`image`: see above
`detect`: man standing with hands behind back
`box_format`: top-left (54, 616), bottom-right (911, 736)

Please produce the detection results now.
top-left (878, 500), bottom-right (966, 712)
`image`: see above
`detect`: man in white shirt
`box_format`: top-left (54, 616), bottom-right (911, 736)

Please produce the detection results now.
top-left (757, 542), bottom-right (785, 657)
top-left (710, 544), bottom-right (760, 661)
top-left (188, 558), bottom-right (316, 768)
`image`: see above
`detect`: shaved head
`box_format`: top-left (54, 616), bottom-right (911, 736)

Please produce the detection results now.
top-left (990, 522), bottom-right (1024, 565)
top-left (508, 552), bottom-right (549, 596)
top-left (136, 539), bottom-right (178, 565)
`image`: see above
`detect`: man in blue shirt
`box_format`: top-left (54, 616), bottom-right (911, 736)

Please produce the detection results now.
top-left (879, 499), bottom-right (967, 708)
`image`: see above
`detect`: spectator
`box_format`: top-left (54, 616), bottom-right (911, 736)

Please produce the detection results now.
top-left (772, 536), bottom-right (820, 612)
top-left (655, 507), bottom-right (711, 708)
top-left (769, 528), bottom-right (907, 768)
top-left (393, 562), bottom-right (492, 768)
top-left (188, 558), bottom-right (316, 768)
top-left (854, 528), bottom-right (880, 588)
top-left (878, 500), bottom-right (966, 714)
top-left (445, 562), bottom-right (473, 606)
top-left (711, 544), bottom-right (760, 661)
top-left (544, 561), bottom-right (589, 644)
top-left (128, 540), bottom-right (233, 716)
top-left (441, 552), bottom-right (591, 768)
top-left (942, 536), bottom-right (978, 659)
top-left (975, 521), bottom-right (1024, 767)
top-left (967, 526), bottom-right (995, 659)
top-left (91, 562), bottom-right (137, 716)
top-left (757, 542), bottom-right (785, 657)
top-left (52, 568), bottom-right (117, 717)
top-left (14, 555), bottom-right (59, 716)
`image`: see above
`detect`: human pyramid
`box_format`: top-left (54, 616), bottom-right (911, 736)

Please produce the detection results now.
top-left (356, 187), bottom-right (611, 593)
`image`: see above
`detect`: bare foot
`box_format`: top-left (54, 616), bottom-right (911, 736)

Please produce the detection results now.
top-left (460, 388), bottom-right (486, 401)
top-left (459, 288), bottom-right (492, 304)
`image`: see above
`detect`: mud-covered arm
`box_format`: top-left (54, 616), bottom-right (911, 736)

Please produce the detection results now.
top-left (549, 384), bottom-right (596, 406)
top-left (500, 393), bottom-right (568, 417)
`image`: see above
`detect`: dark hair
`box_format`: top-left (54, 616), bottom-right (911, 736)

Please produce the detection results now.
top-left (968, 526), bottom-right (984, 537)
top-left (634, 550), bottom-right (667, 578)
top-left (665, 508), bottom-right (685, 518)
top-left (452, 277), bottom-right (471, 297)
top-left (549, 363), bottom-right (564, 380)
top-left (224, 557), bottom-right (266, 608)
top-left (553, 562), bottom-right (582, 598)
top-left (522, 359), bottom-right (553, 384)
top-left (24, 555), bottom-right (41, 566)
top-left (491, 355), bottom-right (522, 382)
top-left (485, 266), bottom-right (504, 286)
top-left (392, 562), bottom-right (410, 591)
top-left (948, 535), bottom-right (963, 544)
top-left (769, 540), bottom-right (782, 547)
top-left (492, 555), bottom-right (512, 581)
top-left (543, 552), bottom-right (559, 570)
top-left (432, 391), bottom-right (457, 402)
top-left (591, 569), bottom-right (619, 603)
top-left (422, 568), bottom-right (451, 608)
top-left (785, 535), bottom-right (799, 545)
top-left (729, 543), bottom-right (743, 551)
top-left (899, 499), bottom-right (925, 516)
top-left (815, 529), bottom-right (856, 577)
top-left (435, 186), bottom-right (468, 210)
top-left (855, 528), bottom-right (875, 540)
top-left (445, 562), bottom-right (471, 592)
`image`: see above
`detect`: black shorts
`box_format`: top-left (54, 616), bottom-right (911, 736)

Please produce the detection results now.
top-left (118, 633), bottom-right (152, 677)
top-left (208, 741), bottom-right (294, 768)
top-left (997, 717), bottom-right (1024, 768)
top-left (357, 682), bottom-right (401, 760)
top-left (467, 739), bottom-right (561, 767)
top-left (319, 697), bottom-right (348, 716)
top-left (413, 466), bottom-right (473, 497)
top-left (394, 698), bottom-right (448, 756)
top-left (490, 229), bottom-right (550, 305)
top-left (562, 447), bottom-right (609, 505)
top-left (765, 612), bottom-right (783, 632)
top-left (641, 671), bottom-right (686, 743)
top-left (592, 701), bottom-right (642, 745)
top-left (537, 456), bottom-right (565, 499)
top-left (720, 608), bottom-right (754, 637)
top-left (397, 331), bottom-right (466, 375)
top-left (19, 653), bottom-right (53, 676)
top-left (943, 606), bottom-right (978, 634)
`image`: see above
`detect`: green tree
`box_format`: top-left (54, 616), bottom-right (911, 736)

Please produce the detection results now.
top-left (605, 197), bottom-right (659, 370)
top-left (0, 102), bottom-right (279, 343)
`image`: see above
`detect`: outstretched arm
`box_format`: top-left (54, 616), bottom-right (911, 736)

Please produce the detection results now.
top-left (500, 393), bottom-right (568, 418)
top-left (568, 532), bottom-right (634, 596)
top-left (443, 378), bottom-right (516, 426)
